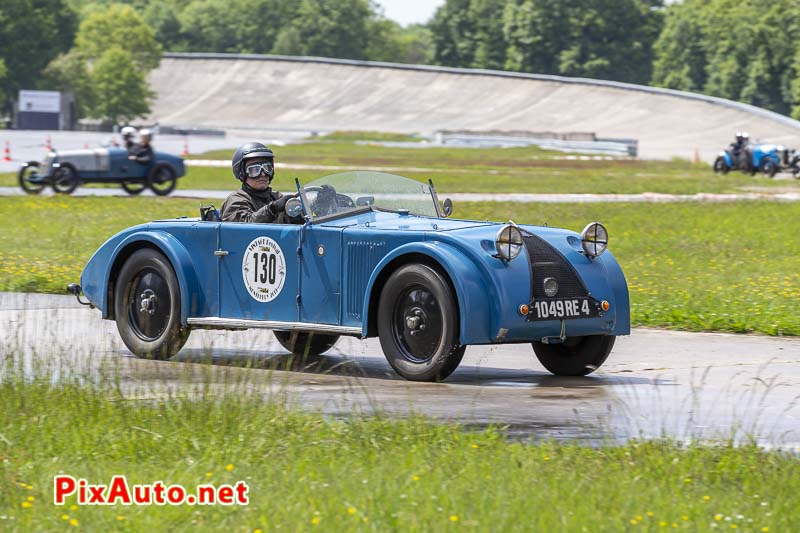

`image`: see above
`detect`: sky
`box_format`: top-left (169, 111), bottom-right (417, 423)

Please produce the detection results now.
top-left (375, 0), bottom-right (445, 26)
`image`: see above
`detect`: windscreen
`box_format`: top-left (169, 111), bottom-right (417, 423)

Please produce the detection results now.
top-left (300, 171), bottom-right (440, 220)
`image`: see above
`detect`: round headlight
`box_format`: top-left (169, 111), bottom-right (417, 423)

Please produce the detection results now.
top-left (495, 223), bottom-right (523, 261)
top-left (581, 222), bottom-right (608, 257)
top-left (543, 277), bottom-right (559, 297)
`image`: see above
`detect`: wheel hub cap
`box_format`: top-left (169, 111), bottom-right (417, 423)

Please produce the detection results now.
top-left (139, 289), bottom-right (158, 315)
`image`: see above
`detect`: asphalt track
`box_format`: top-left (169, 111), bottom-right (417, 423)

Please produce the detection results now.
top-left (4, 293), bottom-right (800, 447)
top-left (148, 54), bottom-right (800, 162)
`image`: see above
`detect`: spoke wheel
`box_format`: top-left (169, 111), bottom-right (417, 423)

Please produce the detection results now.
top-left (122, 181), bottom-right (147, 195)
top-left (114, 248), bottom-right (190, 359)
top-left (532, 335), bottom-right (615, 376)
top-left (377, 264), bottom-right (464, 382)
top-left (149, 165), bottom-right (177, 196)
top-left (713, 157), bottom-right (728, 174)
top-left (273, 330), bottom-right (340, 356)
top-left (18, 162), bottom-right (45, 194)
top-left (52, 164), bottom-right (79, 194)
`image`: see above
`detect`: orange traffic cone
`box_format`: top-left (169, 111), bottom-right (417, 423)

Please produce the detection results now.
top-left (181, 137), bottom-right (189, 157)
top-left (2, 141), bottom-right (11, 162)
top-left (45, 134), bottom-right (53, 152)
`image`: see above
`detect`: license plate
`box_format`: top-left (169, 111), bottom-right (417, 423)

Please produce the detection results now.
top-left (530, 298), bottom-right (598, 321)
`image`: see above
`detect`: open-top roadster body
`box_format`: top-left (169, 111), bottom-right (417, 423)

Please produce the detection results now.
top-left (73, 171), bottom-right (629, 381)
top-left (19, 147), bottom-right (185, 196)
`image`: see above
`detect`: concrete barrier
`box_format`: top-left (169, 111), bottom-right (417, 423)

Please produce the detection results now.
top-left (148, 53), bottom-right (800, 161)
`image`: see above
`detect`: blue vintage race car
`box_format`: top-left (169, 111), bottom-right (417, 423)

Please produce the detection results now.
top-left (713, 143), bottom-right (799, 178)
top-left (71, 171), bottom-right (629, 381)
top-left (18, 147), bottom-right (185, 195)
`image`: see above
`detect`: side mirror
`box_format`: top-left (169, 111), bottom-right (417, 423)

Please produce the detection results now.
top-left (442, 198), bottom-right (453, 217)
top-left (286, 197), bottom-right (304, 219)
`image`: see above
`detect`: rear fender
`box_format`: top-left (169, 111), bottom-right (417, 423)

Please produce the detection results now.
top-left (102, 231), bottom-right (201, 324)
top-left (361, 242), bottom-right (498, 345)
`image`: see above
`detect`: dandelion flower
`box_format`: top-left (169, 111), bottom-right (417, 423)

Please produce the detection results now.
top-left (27, 496), bottom-right (34, 502)
top-left (348, 507), bottom-right (356, 515)
top-left (21, 502), bottom-right (32, 508)
top-left (630, 519), bottom-right (638, 525)
top-left (647, 511), bottom-right (654, 517)
top-left (62, 515), bottom-right (69, 521)
top-left (311, 517), bottom-right (320, 525)
top-left (449, 515), bottom-right (459, 522)
top-left (226, 464), bottom-right (234, 471)
top-left (70, 505), bottom-right (78, 511)
top-left (70, 519), bottom-right (78, 526)
top-left (715, 514), bottom-right (723, 521)
top-left (412, 475), bottom-right (420, 481)
top-left (117, 516), bottom-right (125, 521)
top-left (762, 527), bottom-right (769, 532)
top-left (206, 472), bottom-right (213, 478)
top-left (704, 495), bottom-right (711, 501)
top-left (471, 444), bottom-right (479, 449)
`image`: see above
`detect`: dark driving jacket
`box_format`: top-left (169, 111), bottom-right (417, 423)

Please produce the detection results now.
top-left (220, 183), bottom-right (283, 223)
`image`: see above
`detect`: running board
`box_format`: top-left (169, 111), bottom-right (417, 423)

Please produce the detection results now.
top-left (187, 317), bottom-right (362, 336)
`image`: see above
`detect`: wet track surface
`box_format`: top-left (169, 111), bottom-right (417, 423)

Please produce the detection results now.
top-left (4, 293), bottom-right (800, 446)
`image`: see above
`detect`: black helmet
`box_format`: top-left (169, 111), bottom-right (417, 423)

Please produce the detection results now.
top-left (232, 142), bottom-right (274, 182)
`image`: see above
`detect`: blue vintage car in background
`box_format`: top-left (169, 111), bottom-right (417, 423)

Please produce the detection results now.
top-left (713, 143), bottom-right (799, 177)
top-left (18, 147), bottom-right (185, 195)
top-left (70, 171), bottom-right (630, 381)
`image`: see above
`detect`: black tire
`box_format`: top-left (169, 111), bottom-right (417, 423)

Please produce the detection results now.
top-left (713, 157), bottom-right (728, 174)
top-left (52, 164), bottom-right (79, 194)
top-left (149, 165), bottom-right (177, 196)
top-left (114, 248), bottom-right (190, 359)
top-left (273, 330), bottom-right (340, 356)
top-left (532, 335), bottom-right (615, 376)
top-left (121, 181), bottom-right (147, 195)
top-left (760, 157), bottom-right (777, 178)
top-left (18, 161), bottom-right (45, 194)
top-left (377, 264), bottom-right (465, 382)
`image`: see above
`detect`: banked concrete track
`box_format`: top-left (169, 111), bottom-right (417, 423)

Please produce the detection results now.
top-left (148, 53), bottom-right (800, 161)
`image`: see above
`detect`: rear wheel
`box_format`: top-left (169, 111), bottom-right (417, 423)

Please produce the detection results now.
top-left (18, 161), bottom-right (45, 194)
top-left (760, 157), bottom-right (777, 178)
top-left (52, 164), bottom-right (79, 194)
top-left (713, 156), bottom-right (728, 174)
top-left (377, 264), bottom-right (465, 382)
top-left (532, 335), bottom-right (615, 376)
top-left (121, 181), bottom-right (147, 195)
top-left (149, 165), bottom-right (177, 196)
top-left (273, 330), bottom-right (340, 356)
top-left (114, 248), bottom-right (190, 359)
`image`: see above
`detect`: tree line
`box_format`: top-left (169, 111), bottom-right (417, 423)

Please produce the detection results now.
top-left (2, 0), bottom-right (800, 124)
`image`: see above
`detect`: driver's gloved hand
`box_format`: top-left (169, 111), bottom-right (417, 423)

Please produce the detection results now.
top-left (268, 193), bottom-right (297, 218)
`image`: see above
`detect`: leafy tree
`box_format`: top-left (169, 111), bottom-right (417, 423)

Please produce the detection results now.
top-left (0, 0), bottom-right (77, 107)
top-left (76, 3), bottom-right (162, 70)
top-left (40, 51), bottom-right (95, 117)
top-left (271, 0), bottom-right (372, 59)
top-left (89, 47), bottom-right (153, 123)
top-left (143, 0), bottom-right (181, 50)
top-left (651, 0), bottom-right (708, 92)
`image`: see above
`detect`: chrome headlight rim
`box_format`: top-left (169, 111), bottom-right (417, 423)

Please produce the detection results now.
top-left (581, 222), bottom-right (608, 258)
top-left (495, 223), bottom-right (524, 261)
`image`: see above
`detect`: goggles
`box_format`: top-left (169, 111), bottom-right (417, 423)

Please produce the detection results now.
top-left (244, 161), bottom-right (274, 179)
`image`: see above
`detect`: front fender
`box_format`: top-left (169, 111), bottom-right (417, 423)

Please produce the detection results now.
top-left (97, 231), bottom-right (201, 324)
top-left (361, 241), bottom-right (498, 345)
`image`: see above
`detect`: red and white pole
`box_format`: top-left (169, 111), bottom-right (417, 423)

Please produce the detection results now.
top-left (2, 140), bottom-right (11, 162)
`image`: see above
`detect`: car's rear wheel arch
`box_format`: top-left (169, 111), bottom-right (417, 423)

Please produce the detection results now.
top-left (107, 241), bottom-right (166, 320)
top-left (366, 253), bottom-right (459, 339)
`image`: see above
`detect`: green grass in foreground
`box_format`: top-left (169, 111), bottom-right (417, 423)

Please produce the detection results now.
top-left (0, 196), bottom-right (798, 336)
top-left (1, 376), bottom-right (796, 531)
top-left (313, 130), bottom-right (423, 142)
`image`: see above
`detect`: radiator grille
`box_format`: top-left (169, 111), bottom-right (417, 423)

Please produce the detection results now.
top-left (523, 233), bottom-right (589, 301)
top-left (346, 241), bottom-right (386, 319)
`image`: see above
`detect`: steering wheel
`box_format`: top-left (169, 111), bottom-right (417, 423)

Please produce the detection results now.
top-left (304, 185), bottom-right (355, 217)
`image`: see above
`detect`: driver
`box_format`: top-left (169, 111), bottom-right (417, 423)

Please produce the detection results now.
top-left (120, 126), bottom-right (138, 153)
top-left (128, 129), bottom-right (154, 164)
top-left (221, 142), bottom-right (299, 223)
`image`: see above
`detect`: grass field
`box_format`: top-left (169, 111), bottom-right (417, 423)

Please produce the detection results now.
top-left (0, 196), bottom-right (798, 336)
top-left (1, 371), bottom-right (796, 532)
top-left (5, 140), bottom-right (800, 193)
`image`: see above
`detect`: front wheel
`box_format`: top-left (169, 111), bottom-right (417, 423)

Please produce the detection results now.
top-left (377, 264), bottom-right (465, 382)
top-left (532, 335), bottom-right (615, 376)
top-left (149, 165), bottom-right (177, 196)
top-left (760, 158), bottom-right (777, 178)
top-left (273, 330), bottom-right (340, 356)
top-left (52, 164), bottom-right (79, 194)
top-left (114, 248), bottom-right (190, 359)
top-left (713, 157), bottom-right (728, 174)
top-left (18, 161), bottom-right (45, 194)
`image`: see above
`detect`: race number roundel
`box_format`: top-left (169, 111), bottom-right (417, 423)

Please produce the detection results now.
top-left (242, 237), bottom-right (286, 302)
